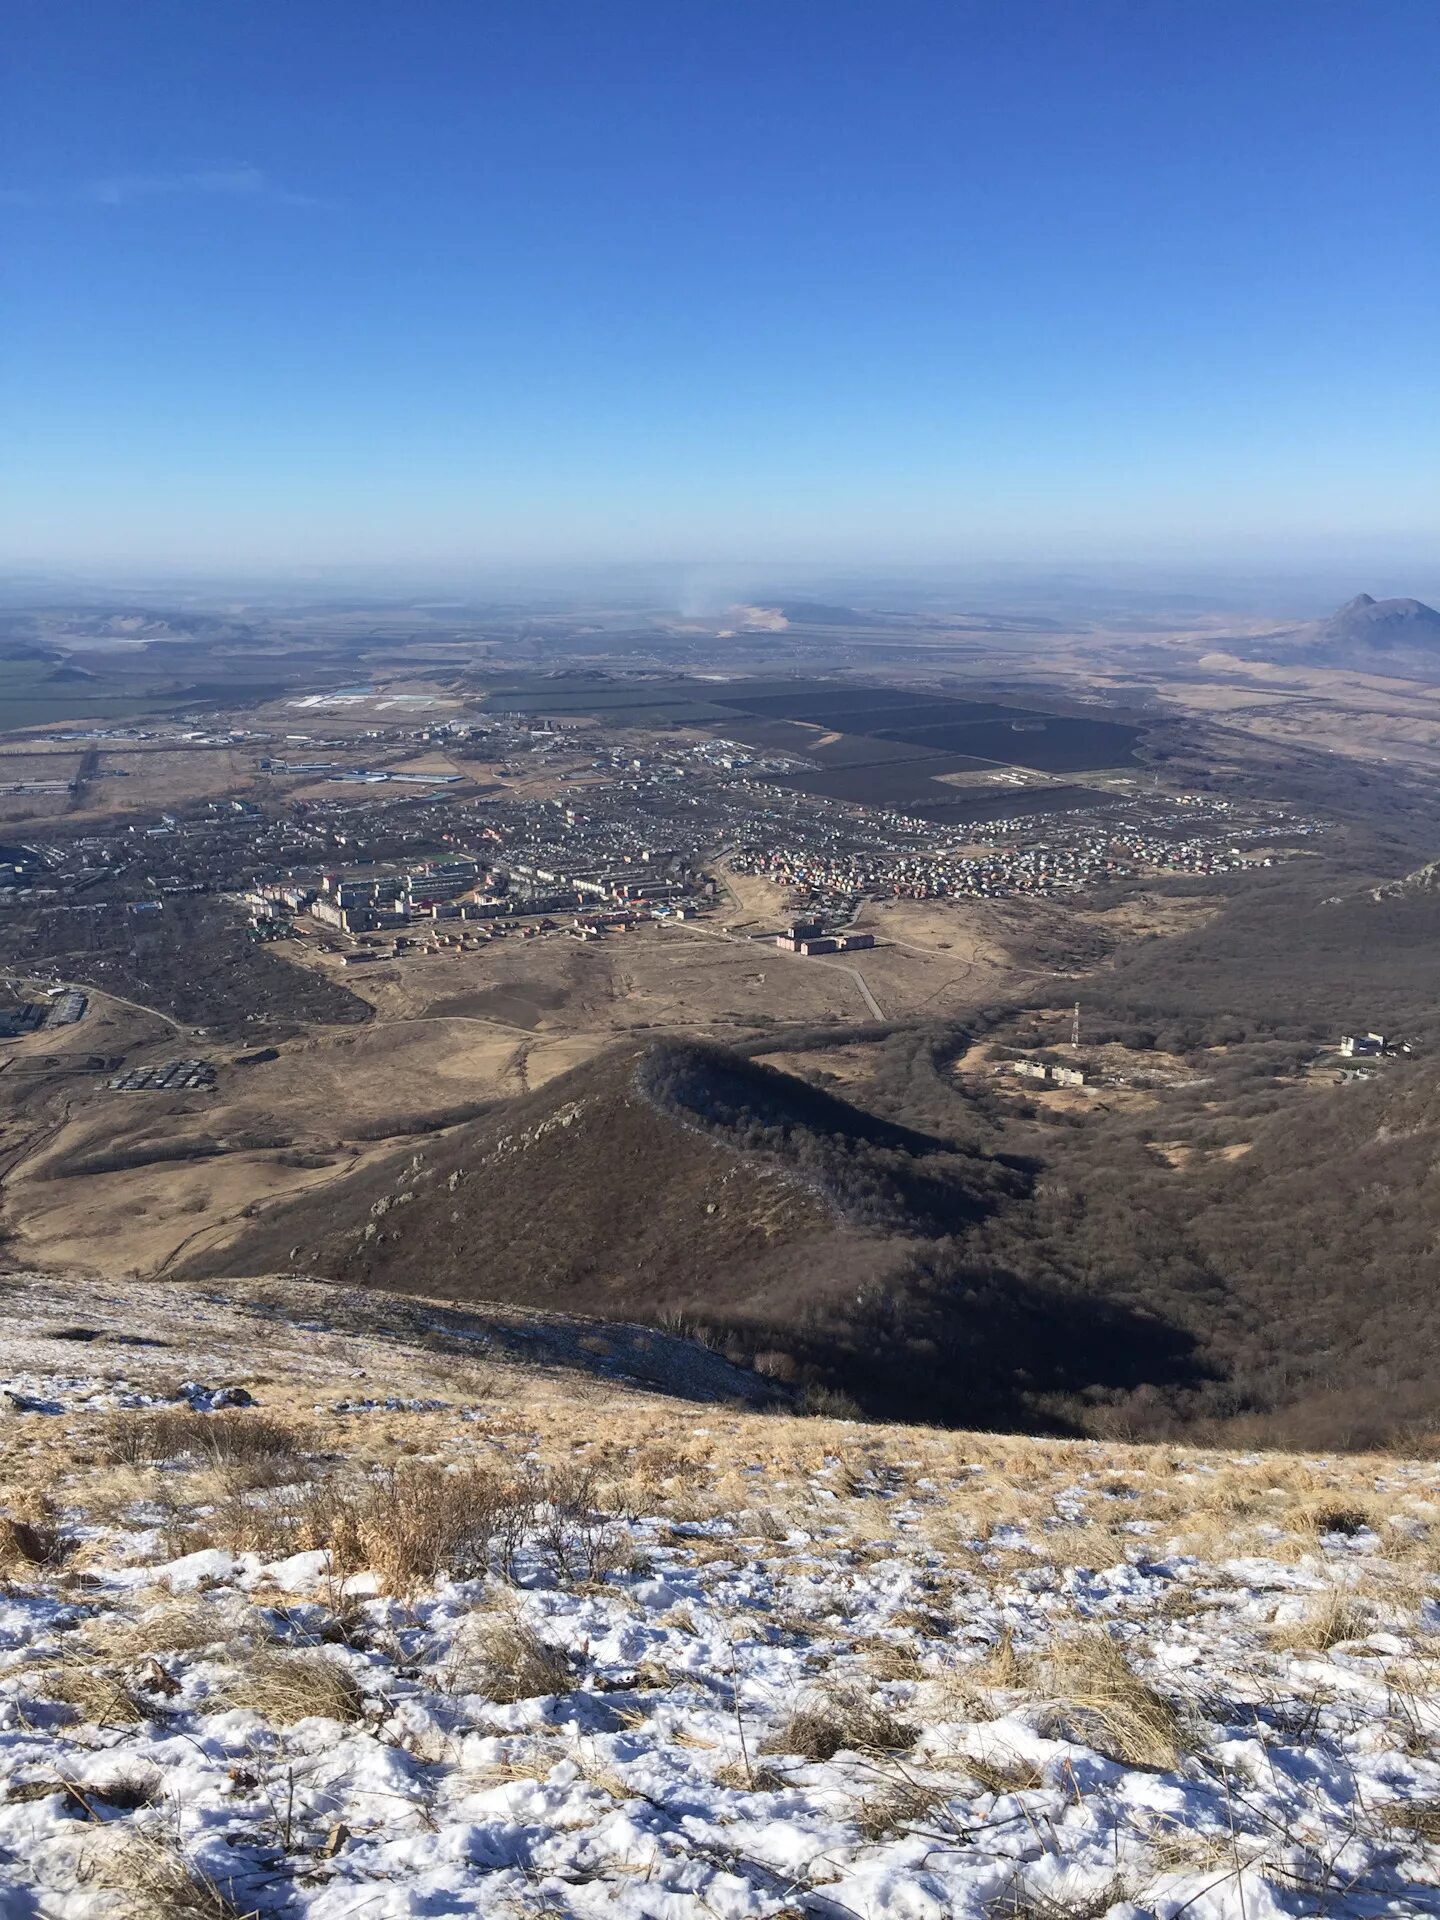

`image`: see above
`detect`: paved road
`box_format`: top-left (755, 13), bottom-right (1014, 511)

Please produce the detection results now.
top-left (830, 959), bottom-right (884, 1021)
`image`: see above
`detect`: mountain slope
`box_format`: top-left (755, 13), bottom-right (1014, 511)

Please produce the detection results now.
top-left (180, 1040), bottom-right (1208, 1430)
top-left (181, 1014), bottom-right (1440, 1447)
top-left (1256, 592), bottom-right (1440, 675)
top-left (181, 1040), bottom-right (1005, 1322)
top-left (1317, 592), bottom-right (1440, 650)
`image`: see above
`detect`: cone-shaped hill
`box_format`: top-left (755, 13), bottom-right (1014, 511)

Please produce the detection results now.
top-left (181, 1040), bottom-right (1017, 1331)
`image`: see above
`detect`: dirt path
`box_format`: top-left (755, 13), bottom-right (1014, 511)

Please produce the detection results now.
top-left (668, 920), bottom-right (885, 1021)
top-left (39, 976), bottom-right (185, 1033)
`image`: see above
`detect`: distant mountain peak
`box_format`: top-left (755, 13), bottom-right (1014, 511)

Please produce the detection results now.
top-left (1308, 592), bottom-right (1440, 658)
top-left (1244, 591), bottom-right (1440, 679)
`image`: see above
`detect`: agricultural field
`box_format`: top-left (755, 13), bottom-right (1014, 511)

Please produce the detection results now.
top-left (804, 732), bottom-right (993, 768)
top-left (683, 675), bottom-right (1150, 801)
top-left (708, 716), bottom-right (835, 756)
top-left (769, 758), bottom-right (1007, 806)
top-left (714, 684), bottom-right (973, 719)
top-left (902, 785), bottom-right (1119, 826)
top-left (483, 681), bottom-right (733, 724)
top-left (871, 715), bottom-right (1144, 771)
top-left (0, 662), bottom-right (167, 734)
top-left (477, 675), bottom-right (1147, 790)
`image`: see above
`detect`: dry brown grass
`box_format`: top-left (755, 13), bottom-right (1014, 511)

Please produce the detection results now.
top-left (852, 1771), bottom-right (950, 1839)
top-left (460, 1740), bottom-right (551, 1789)
top-left (327, 1462), bottom-right (501, 1592)
top-left (91, 1827), bottom-right (253, 1919)
top-left (865, 1640), bottom-right (925, 1682)
top-left (1295, 1499), bottom-right (1373, 1538)
top-left (767, 1684), bottom-right (915, 1761)
top-left (41, 1664), bottom-right (152, 1727)
top-left (714, 1757), bottom-right (787, 1791)
top-left (1046, 1631), bottom-right (1187, 1771)
top-left (1036, 1523), bottom-right (1121, 1570)
top-left (1142, 1819), bottom-right (1239, 1876)
top-left (310, 1458), bottom-right (627, 1595)
top-left (100, 1409), bottom-right (306, 1482)
top-left (987, 1869), bottom-right (1130, 1920)
top-left (447, 1613), bottom-right (575, 1704)
top-left (7, 1769), bottom-right (161, 1815)
top-left (931, 1629), bottom-right (1025, 1717)
top-left (1270, 1588), bottom-right (1373, 1653)
top-left (0, 1511), bottom-right (70, 1571)
top-left (222, 1651), bottom-right (365, 1725)
top-left (84, 1595), bottom-right (238, 1659)
top-left (1377, 1798), bottom-right (1440, 1841)
top-left (959, 1745), bottom-right (1047, 1794)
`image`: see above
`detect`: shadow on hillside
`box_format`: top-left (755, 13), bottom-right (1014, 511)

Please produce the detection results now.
top-left (733, 1256), bottom-right (1213, 1435)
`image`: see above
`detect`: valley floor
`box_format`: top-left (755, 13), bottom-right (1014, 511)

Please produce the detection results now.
top-left (0, 1272), bottom-right (1437, 1919)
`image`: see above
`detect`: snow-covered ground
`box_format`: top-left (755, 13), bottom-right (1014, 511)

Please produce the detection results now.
top-left (1, 1273), bottom-right (1437, 1918)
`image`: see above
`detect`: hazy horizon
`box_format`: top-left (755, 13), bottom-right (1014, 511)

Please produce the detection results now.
top-left (4, 554), bottom-right (1440, 626)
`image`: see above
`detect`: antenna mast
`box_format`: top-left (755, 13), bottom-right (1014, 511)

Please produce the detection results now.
top-left (1071, 1001), bottom-right (1081, 1048)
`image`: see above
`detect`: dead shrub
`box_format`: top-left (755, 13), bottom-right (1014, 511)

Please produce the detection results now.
top-left (1046, 1631), bottom-right (1186, 1771)
top-left (290, 1478), bottom-right (366, 1567)
top-left (222, 1651), bottom-right (364, 1725)
top-left (0, 1514), bottom-right (69, 1570)
top-left (330, 1460), bottom-right (626, 1595)
top-left (799, 1384), bottom-right (864, 1420)
top-left (447, 1614), bottom-right (575, 1704)
top-left (533, 1463), bottom-right (630, 1585)
top-left (752, 1349), bottom-right (800, 1384)
top-left (102, 1410), bottom-right (304, 1481)
top-left (205, 1490), bottom-right (305, 1559)
top-left (342, 1462), bottom-right (506, 1593)
top-left (767, 1685), bottom-right (914, 1761)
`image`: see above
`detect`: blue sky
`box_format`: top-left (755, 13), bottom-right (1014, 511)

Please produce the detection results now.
top-left (4, 0), bottom-right (1437, 578)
